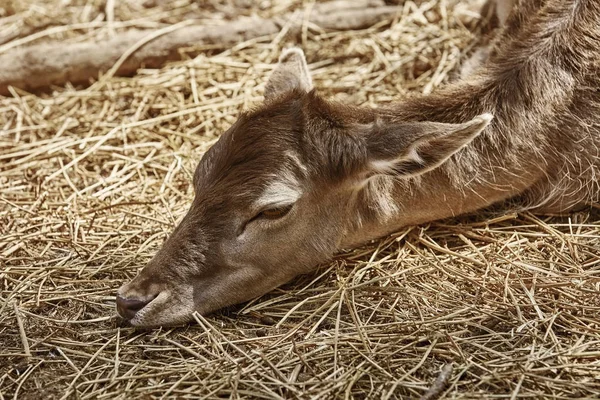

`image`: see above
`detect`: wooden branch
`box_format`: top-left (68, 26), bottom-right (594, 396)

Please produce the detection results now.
top-left (0, 1), bottom-right (398, 95)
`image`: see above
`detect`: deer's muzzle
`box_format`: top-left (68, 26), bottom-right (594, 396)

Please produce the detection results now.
top-left (116, 294), bottom-right (157, 320)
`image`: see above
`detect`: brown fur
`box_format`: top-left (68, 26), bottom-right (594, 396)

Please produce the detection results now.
top-left (117, 0), bottom-right (600, 326)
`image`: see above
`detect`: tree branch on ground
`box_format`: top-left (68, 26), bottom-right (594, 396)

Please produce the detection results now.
top-left (0, 0), bottom-right (397, 95)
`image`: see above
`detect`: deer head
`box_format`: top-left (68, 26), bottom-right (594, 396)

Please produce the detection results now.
top-left (116, 48), bottom-right (491, 326)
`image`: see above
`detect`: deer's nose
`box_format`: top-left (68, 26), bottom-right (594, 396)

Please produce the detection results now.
top-left (116, 295), bottom-right (153, 320)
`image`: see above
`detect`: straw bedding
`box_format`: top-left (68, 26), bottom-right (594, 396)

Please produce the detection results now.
top-left (1, 0), bottom-right (599, 398)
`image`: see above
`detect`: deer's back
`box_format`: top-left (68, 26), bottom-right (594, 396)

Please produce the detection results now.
top-left (492, 0), bottom-right (600, 210)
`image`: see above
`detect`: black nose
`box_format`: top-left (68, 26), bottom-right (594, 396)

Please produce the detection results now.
top-left (116, 296), bottom-right (151, 320)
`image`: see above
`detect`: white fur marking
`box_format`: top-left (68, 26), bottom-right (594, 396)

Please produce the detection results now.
top-left (255, 178), bottom-right (301, 209)
top-left (285, 150), bottom-right (308, 174)
top-left (368, 147), bottom-right (424, 175)
top-left (406, 145), bottom-right (425, 164)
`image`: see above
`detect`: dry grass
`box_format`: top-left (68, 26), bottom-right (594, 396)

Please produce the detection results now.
top-left (1, 0), bottom-right (600, 399)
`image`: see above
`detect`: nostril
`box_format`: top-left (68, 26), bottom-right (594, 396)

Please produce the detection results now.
top-left (116, 295), bottom-right (155, 320)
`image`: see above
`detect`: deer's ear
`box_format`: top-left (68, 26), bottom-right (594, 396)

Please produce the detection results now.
top-left (364, 114), bottom-right (493, 178)
top-left (264, 48), bottom-right (313, 100)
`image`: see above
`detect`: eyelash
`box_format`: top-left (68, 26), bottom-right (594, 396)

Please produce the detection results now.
top-left (253, 204), bottom-right (293, 221)
top-left (238, 204), bottom-right (294, 236)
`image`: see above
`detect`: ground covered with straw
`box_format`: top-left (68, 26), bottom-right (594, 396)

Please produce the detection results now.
top-left (1, 0), bottom-right (600, 399)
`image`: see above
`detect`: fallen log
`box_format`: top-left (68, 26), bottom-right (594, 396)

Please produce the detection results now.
top-left (0, 1), bottom-right (398, 95)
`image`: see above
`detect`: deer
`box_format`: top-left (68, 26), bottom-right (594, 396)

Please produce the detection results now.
top-left (116, 0), bottom-right (600, 326)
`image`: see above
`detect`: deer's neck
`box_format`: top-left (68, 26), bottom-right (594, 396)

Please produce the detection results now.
top-left (339, 79), bottom-right (551, 248)
top-left (338, 0), bottom-right (600, 248)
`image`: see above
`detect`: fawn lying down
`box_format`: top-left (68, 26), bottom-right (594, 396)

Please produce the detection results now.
top-left (117, 0), bottom-right (600, 326)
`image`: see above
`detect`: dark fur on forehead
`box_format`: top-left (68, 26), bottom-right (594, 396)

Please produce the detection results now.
top-left (193, 90), bottom-right (306, 193)
top-left (300, 91), bottom-right (374, 183)
top-left (193, 88), bottom-right (379, 201)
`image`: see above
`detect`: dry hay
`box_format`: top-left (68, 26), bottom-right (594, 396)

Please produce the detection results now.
top-left (1, 0), bottom-right (600, 399)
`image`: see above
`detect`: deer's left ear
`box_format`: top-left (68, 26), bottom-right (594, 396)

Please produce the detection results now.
top-left (363, 113), bottom-right (493, 178)
top-left (265, 48), bottom-right (313, 100)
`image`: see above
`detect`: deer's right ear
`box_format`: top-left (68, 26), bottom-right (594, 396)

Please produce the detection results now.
top-left (264, 48), bottom-right (313, 100)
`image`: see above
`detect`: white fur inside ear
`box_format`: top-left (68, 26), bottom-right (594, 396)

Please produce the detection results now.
top-left (368, 145), bottom-right (424, 175)
top-left (476, 113), bottom-right (494, 125)
top-left (264, 47), bottom-right (313, 99)
top-left (406, 146), bottom-right (425, 164)
top-left (280, 48), bottom-right (307, 64)
top-left (369, 159), bottom-right (397, 175)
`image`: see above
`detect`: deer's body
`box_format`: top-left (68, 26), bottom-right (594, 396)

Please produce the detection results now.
top-left (117, 0), bottom-right (600, 326)
top-left (347, 0), bottom-right (600, 245)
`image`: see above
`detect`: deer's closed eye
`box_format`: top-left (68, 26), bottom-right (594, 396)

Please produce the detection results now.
top-left (253, 204), bottom-right (293, 221)
top-left (239, 204), bottom-right (294, 236)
